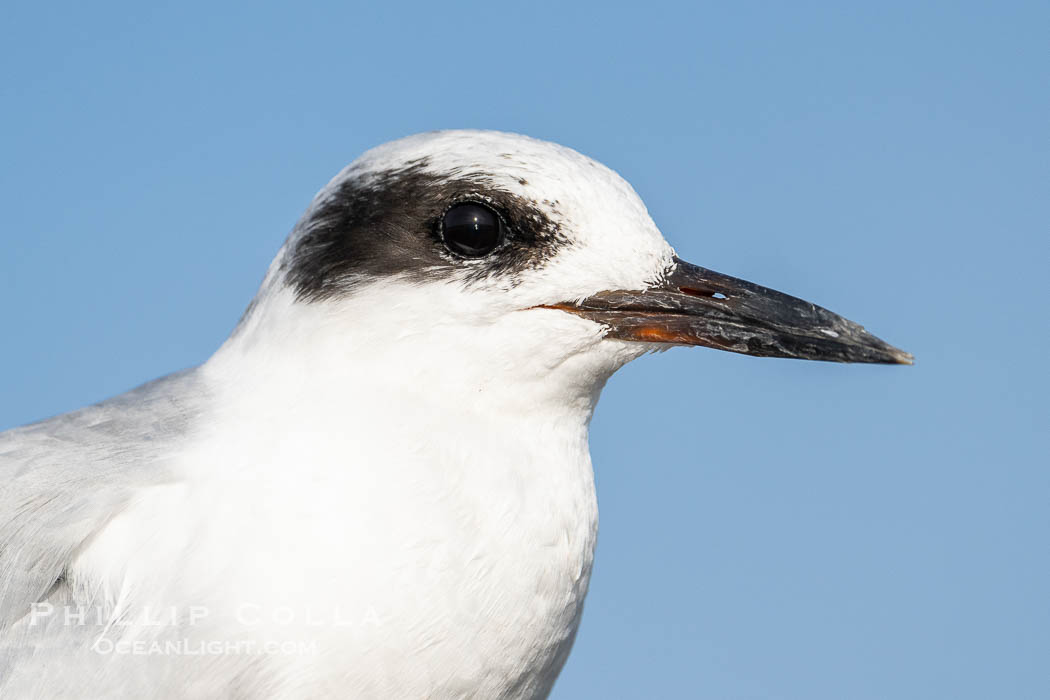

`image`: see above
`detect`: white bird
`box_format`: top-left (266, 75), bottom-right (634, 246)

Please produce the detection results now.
top-left (0, 130), bottom-right (910, 699)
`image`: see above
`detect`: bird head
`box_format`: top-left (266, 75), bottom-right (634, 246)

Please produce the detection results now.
top-left (222, 130), bottom-right (909, 411)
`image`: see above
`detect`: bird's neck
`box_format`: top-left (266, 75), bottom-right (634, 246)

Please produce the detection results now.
top-left (209, 286), bottom-right (630, 427)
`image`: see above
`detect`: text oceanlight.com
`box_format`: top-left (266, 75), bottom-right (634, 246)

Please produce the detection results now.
top-left (92, 638), bottom-right (317, 656)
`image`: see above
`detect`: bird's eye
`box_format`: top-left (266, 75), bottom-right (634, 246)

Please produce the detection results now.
top-left (441, 202), bottom-right (503, 258)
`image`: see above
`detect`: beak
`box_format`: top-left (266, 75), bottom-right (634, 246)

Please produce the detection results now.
top-left (546, 257), bottom-right (913, 364)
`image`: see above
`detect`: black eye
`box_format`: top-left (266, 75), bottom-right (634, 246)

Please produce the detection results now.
top-left (441, 202), bottom-right (504, 258)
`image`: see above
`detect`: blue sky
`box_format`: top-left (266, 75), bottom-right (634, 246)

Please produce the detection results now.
top-left (1, 2), bottom-right (1046, 698)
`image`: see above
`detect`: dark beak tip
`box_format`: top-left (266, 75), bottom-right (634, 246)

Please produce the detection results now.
top-left (890, 348), bottom-right (915, 366)
top-left (881, 348), bottom-right (915, 366)
top-left (862, 331), bottom-right (914, 366)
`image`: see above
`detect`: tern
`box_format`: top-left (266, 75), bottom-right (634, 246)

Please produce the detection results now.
top-left (0, 130), bottom-right (910, 699)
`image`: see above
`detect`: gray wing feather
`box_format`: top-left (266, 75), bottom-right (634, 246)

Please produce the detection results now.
top-left (0, 369), bottom-right (206, 629)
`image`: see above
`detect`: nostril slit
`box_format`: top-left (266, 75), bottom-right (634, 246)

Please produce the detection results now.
top-left (679, 286), bottom-right (729, 301)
